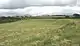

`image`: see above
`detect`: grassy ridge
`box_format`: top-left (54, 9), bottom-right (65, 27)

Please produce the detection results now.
top-left (0, 19), bottom-right (80, 46)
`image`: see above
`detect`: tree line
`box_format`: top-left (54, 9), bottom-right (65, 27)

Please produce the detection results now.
top-left (0, 13), bottom-right (80, 24)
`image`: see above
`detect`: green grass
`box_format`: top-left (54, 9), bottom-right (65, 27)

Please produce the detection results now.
top-left (0, 19), bottom-right (80, 46)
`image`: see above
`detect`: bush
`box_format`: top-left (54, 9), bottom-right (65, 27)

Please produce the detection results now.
top-left (65, 16), bottom-right (70, 18)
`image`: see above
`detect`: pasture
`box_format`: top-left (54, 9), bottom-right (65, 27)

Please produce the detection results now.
top-left (0, 19), bottom-right (80, 46)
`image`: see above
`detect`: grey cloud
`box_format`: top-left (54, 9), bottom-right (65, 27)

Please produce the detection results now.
top-left (0, 0), bottom-right (28, 9)
top-left (25, 0), bottom-right (77, 6)
top-left (0, 0), bottom-right (78, 9)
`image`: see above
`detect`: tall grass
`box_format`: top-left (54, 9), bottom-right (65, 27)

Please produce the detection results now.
top-left (0, 19), bottom-right (80, 46)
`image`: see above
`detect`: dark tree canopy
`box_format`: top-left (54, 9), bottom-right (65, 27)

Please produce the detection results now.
top-left (73, 13), bottom-right (80, 16)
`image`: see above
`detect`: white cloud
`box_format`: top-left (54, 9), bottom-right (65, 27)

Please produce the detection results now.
top-left (10, 6), bottom-right (79, 16)
top-left (23, 6), bottom-right (63, 15)
top-left (0, 6), bottom-right (80, 16)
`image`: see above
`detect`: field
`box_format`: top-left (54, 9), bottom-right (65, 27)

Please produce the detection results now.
top-left (0, 19), bottom-right (80, 46)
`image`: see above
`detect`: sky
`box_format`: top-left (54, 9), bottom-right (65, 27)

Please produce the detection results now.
top-left (0, 0), bottom-right (78, 8)
top-left (0, 0), bottom-right (80, 16)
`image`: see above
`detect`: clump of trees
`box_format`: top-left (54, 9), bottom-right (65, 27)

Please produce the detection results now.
top-left (0, 15), bottom-right (30, 24)
top-left (65, 16), bottom-right (70, 18)
top-left (73, 13), bottom-right (80, 17)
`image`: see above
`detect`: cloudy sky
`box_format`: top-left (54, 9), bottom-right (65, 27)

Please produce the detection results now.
top-left (0, 0), bottom-right (79, 16)
top-left (0, 0), bottom-right (78, 8)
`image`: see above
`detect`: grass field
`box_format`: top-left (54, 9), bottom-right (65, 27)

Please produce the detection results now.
top-left (0, 19), bottom-right (80, 46)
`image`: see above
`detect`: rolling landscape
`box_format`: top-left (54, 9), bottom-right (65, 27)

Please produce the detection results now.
top-left (0, 0), bottom-right (80, 46)
top-left (0, 17), bottom-right (80, 46)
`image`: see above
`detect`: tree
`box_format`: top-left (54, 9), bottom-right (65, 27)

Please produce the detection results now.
top-left (65, 16), bottom-right (69, 18)
top-left (73, 13), bottom-right (80, 17)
